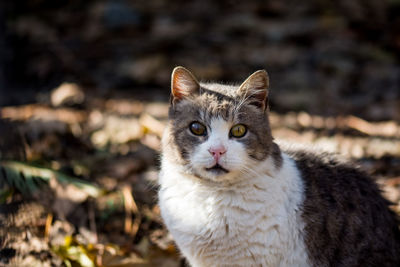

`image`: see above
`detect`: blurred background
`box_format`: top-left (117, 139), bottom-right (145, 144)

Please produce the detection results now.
top-left (1, 0), bottom-right (400, 266)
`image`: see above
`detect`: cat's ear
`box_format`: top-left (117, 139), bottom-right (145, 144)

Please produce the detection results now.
top-left (171, 66), bottom-right (200, 105)
top-left (238, 70), bottom-right (269, 111)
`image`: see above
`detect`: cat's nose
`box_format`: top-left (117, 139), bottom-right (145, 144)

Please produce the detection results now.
top-left (208, 146), bottom-right (227, 162)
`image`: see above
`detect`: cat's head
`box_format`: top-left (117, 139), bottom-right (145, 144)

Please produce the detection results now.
top-left (163, 66), bottom-right (280, 183)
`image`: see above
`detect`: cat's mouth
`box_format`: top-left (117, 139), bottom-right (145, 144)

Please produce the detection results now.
top-left (205, 164), bottom-right (229, 174)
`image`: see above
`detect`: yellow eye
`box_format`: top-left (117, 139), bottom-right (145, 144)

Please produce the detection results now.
top-left (189, 122), bottom-right (207, 136)
top-left (230, 124), bottom-right (247, 138)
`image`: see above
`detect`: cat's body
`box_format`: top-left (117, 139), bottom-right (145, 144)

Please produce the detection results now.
top-left (158, 67), bottom-right (400, 267)
top-left (160, 147), bottom-right (308, 266)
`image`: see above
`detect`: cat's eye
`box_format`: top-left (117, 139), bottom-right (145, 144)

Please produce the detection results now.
top-left (189, 122), bottom-right (207, 136)
top-left (230, 124), bottom-right (247, 138)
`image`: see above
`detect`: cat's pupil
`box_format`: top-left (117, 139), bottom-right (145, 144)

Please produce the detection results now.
top-left (230, 124), bottom-right (247, 138)
top-left (189, 122), bottom-right (207, 136)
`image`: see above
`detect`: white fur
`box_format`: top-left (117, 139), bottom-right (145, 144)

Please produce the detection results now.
top-left (159, 118), bottom-right (310, 267)
top-left (190, 118), bottom-right (250, 182)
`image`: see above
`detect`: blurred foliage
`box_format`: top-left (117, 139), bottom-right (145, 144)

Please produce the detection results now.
top-left (53, 236), bottom-right (95, 267)
top-left (52, 236), bottom-right (149, 267)
top-left (1, 0), bottom-right (400, 120)
top-left (0, 161), bottom-right (105, 200)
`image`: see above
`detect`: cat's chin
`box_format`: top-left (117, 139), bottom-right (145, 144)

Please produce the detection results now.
top-left (191, 165), bottom-right (240, 183)
top-left (205, 164), bottom-right (229, 175)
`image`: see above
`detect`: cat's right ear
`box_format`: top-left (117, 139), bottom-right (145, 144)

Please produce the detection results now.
top-left (170, 66), bottom-right (200, 105)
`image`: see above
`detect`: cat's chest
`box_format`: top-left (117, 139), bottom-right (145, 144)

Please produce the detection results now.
top-left (160, 174), bottom-right (267, 231)
top-left (159, 173), bottom-right (309, 267)
top-left (160, 184), bottom-right (272, 265)
top-left (173, 187), bottom-right (268, 234)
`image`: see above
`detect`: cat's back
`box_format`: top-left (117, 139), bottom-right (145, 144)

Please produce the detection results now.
top-left (287, 149), bottom-right (400, 267)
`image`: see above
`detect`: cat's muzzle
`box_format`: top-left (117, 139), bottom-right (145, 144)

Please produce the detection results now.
top-left (205, 164), bottom-right (229, 175)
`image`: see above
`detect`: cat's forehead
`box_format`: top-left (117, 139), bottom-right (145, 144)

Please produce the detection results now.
top-left (200, 83), bottom-right (240, 98)
top-left (169, 84), bottom-right (238, 120)
top-left (197, 94), bottom-right (236, 121)
top-left (170, 82), bottom-right (264, 122)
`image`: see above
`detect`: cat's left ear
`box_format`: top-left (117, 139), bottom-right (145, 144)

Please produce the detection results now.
top-left (238, 70), bottom-right (269, 111)
top-left (171, 66), bottom-right (200, 105)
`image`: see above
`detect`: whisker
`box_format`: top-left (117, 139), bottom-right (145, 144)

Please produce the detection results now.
top-left (240, 167), bottom-right (260, 178)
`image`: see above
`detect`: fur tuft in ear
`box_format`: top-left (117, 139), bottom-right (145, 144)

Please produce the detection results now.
top-left (171, 66), bottom-right (200, 105)
top-left (238, 70), bottom-right (269, 110)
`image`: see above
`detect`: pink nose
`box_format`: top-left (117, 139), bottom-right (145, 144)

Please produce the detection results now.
top-left (208, 145), bottom-right (227, 162)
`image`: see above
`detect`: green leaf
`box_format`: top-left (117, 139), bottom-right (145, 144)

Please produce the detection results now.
top-left (0, 161), bottom-right (105, 197)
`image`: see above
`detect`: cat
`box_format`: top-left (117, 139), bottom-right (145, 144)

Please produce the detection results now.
top-left (158, 66), bottom-right (400, 267)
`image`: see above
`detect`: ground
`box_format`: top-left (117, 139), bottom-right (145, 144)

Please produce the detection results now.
top-left (1, 0), bottom-right (400, 266)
